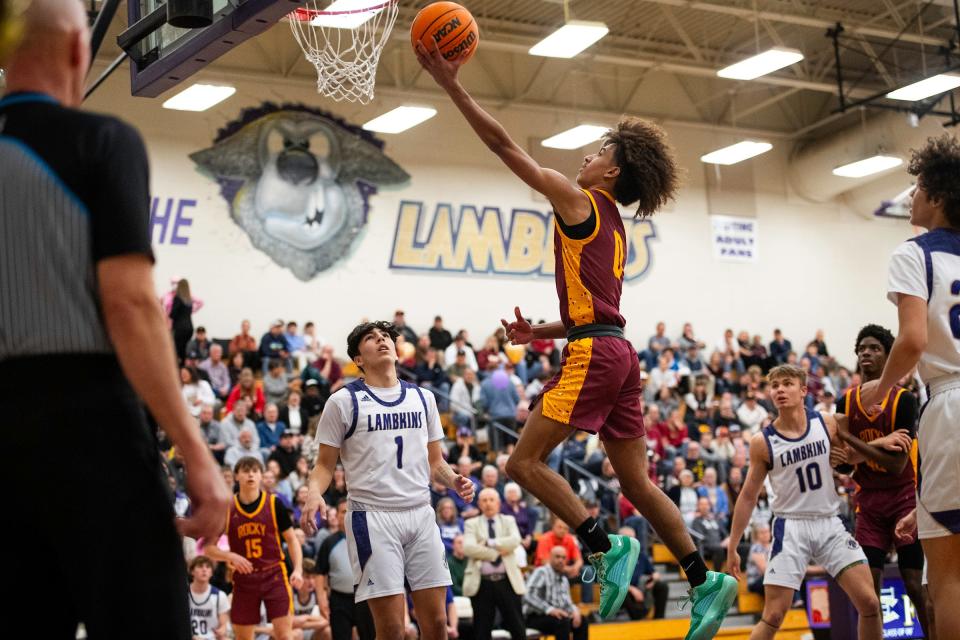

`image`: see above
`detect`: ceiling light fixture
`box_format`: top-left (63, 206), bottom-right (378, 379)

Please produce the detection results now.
top-left (161, 83), bottom-right (236, 111)
top-left (832, 155), bottom-right (903, 178)
top-left (717, 47), bottom-right (805, 80)
top-left (362, 106), bottom-right (437, 133)
top-left (541, 124), bottom-right (608, 149)
top-left (700, 141), bottom-right (773, 165)
top-left (529, 20), bottom-right (609, 58)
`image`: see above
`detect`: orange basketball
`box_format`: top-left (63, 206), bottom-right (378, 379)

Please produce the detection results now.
top-left (410, 2), bottom-right (479, 64)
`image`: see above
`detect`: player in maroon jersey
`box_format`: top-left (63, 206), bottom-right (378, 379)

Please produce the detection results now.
top-left (205, 457), bottom-right (303, 640)
top-left (833, 324), bottom-right (930, 633)
top-left (416, 41), bottom-right (737, 637)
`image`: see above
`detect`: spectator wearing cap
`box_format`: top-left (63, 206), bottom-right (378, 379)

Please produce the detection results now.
top-left (736, 392), bottom-right (769, 435)
top-left (450, 369), bottom-right (481, 430)
top-left (815, 390), bottom-right (836, 414)
top-left (429, 315), bottom-right (453, 351)
top-left (269, 429), bottom-right (302, 478)
top-left (445, 332), bottom-right (478, 373)
top-left (302, 378), bottom-right (326, 417)
top-left (260, 319), bottom-right (291, 373)
top-left (447, 427), bottom-right (482, 474)
top-left (186, 326), bottom-right (211, 362)
top-left (392, 309), bottom-right (418, 345)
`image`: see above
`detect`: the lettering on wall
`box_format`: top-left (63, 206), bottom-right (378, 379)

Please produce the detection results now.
top-left (711, 214), bottom-right (758, 263)
top-left (150, 197), bottom-right (196, 245)
top-left (390, 201), bottom-right (657, 281)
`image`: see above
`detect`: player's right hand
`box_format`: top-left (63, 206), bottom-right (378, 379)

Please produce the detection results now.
top-left (230, 552), bottom-right (254, 574)
top-left (500, 307), bottom-right (534, 345)
top-left (725, 547), bottom-right (741, 581)
top-left (300, 490), bottom-right (327, 535)
top-left (895, 508), bottom-right (918, 543)
top-left (176, 443), bottom-right (231, 542)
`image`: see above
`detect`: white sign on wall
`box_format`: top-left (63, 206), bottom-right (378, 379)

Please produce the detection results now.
top-left (711, 214), bottom-right (758, 263)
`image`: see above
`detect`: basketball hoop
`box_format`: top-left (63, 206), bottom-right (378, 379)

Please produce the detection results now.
top-left (289, 0), bottom-right (399, 104)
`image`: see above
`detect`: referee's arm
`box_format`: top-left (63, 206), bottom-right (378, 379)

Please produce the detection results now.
top-left (98, 254), bottom-right (229, 539)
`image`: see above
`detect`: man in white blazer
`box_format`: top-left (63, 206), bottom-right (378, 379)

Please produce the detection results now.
top-left (463, 488), bottom-right (526, 640)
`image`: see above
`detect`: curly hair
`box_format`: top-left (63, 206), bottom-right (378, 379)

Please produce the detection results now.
top-left (603, 116), bottom-right (681, 217)
top-left (346, 320), bottom-right (399, 360)
top-left (908, 134), bottom-right (960, 228)
top-left (854, 324), bottom-right (894, 356)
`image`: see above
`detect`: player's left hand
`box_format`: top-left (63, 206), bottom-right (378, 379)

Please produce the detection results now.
top-left (895, 508), bottom-right (918, 543)
top-left (879, 429), bottom-right (912, 453)
top-left (453, 474), bottom-right (475, 502)
top-left (858, 379), bottom-right (887, 410)
top-left (414, 39), bottom-right (466, 89)
top-left (289, 569), bottom-right (304, 590)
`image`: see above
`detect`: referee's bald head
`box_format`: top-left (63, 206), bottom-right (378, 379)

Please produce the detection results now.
top-left (4, 0), bottom-right (89, 106)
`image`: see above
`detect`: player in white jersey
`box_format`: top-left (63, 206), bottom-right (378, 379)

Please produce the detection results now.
top-left (188, 556), bottom-right (230, 640)
top-left (726, 365), bottom-right (912, 640)
top-left (300, 321), bottom-right (475, 640)
top-left (859, 134), bottom-right (960, 639)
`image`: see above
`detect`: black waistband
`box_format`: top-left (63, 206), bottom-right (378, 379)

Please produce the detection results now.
top-left (566, 324), bottom-right (624, 342)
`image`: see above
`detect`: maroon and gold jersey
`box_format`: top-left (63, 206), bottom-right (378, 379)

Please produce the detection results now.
top-left (843, 385), bottom-right (916, 491)
top-left (554, 188), bottom-right (626, 330)
top-left (227, 492), bottom-right (286, 572)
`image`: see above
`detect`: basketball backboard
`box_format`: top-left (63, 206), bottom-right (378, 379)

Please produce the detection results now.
top-left (121, 0), bottom-right (299, 97)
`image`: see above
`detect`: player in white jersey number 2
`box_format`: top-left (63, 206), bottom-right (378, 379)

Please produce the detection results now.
top-left (300, 321), bottom-right (475, 640)
top-left (726, 365), bottom-right (913, 640)
top-left (859, 135), bottom-right (960, 640)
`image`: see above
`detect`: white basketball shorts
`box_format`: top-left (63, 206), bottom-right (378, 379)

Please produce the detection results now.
top-left (765, 515), bottom-right (867, 591)
top-left (916, 377), bottom-right (960, 540)
top-left (345, 502), bottom-right (451, 602)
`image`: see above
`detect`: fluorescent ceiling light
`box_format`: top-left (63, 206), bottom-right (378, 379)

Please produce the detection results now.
top-left (886, 73), bottom-right (960, 101)
top-left (717, 47), bottom-right (805, 80)
top-left (541, 124), bottom-right (608, 150)
top-left (832, 155), bottom-right (903, 178)
top-left (310, 0), bottom-right (384, 29)
top-left (162, 83), bottom-right (236, 111)
top-left (362, 106), bottom-right (437, 133)
top-left (529, 20), bottom-right (609, 58)
top-left (700, 140), bottom-right (773, 165)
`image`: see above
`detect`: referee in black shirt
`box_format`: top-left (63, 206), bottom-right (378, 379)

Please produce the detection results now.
top-left (0, 1), bottom-right (229, 638)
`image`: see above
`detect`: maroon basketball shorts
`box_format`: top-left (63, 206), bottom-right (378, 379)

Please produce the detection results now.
top-left (231, 564), bottom-right (293, 625)
top-left (535, 336), bottom-right (645, 440)
top-left (855, 483), bottom-right (917, 551)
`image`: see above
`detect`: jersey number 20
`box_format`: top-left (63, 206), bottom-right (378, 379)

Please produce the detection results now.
top-left (950, 280), bottom-right (960, 340)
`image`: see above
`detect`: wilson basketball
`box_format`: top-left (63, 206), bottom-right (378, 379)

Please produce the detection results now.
top-left (410, 2), bottom-right (479, 64)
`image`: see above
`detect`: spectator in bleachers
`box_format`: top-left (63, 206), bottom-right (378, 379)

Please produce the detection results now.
top-left (437, 497), bottom-right (465, 554)
top-left (198, 404), bottom-right (226, 463)
top-left (268, 430), bottom-right (301, 478)
top-left (263, 359), bottom-right (290, 407)
top-left (228, 350), bottom-right (246, 387)
top-left (481, 465), bottom-right (503, 497)
top-left (321, 464), bottom-right (347, 508)
top-left (226, 367), bottom-right (265, 417)
top-left (534, 517), bottom-right (583, 580)
top-left (256, 403), bottom-right (286, 457)
top-left (769, 328), bottom-right (792, 364)
top-left (448, 428), bottom-right (483, 474)
top-left (523, 545), bottom-right (587, 640)
top-left (284, 321), bottom-right (308, 369)
top-left (315, 499), bottom-right (375, 640)
top-left (619, 527), bottom-right (669, 620)
top-left (463, 488), bottom-right (525, 640)
top-left (392, 309), bottom-right (418, 345)
top-left (225, 429), bottom-right (263, 468)
top-left (447, 534), bottom-right (468, 596)
top-left (677, 322), bottom-right (704, 351)
top-left (185, 326), bottom-right (211, 364)
top-left (682, 345), bottom-right (706, 374)
top-left (279, 456), bottom-right (310, 500)
top-left (735, 392), bottom-right (768, 435)
top-left (645, 353), bottom-right (679, 402)
top-left (814, 389), bottom-right (836, 414)
top-left (428, 315), bottom-right (453, 351)
top-left (260, 319), bottom-right (291, 373)
top-left (220, 399), bottom-right (258, 449)
top-left (229, 319), bottom-right (259, 364)
top-left (302, 379), bottom-right (327, 418)
top-left (475, 335), bottom-right (501, 374)
top-left (668, 469), bottom-right (699, 526)
top-left (279, 389), bottom-right (309, 437)
top-left (724, 466), bottom-right (744, 513)
top-left (445, 332), bottom-right (479, 373)
top-left (450, 370), bottom-right (481, 429)
top-left (199, 343), bottom-right (231, 401)
top-left (655, 385), bottom-right (680, 417)
top-left (181, 366), bottom-right (215, 418)
top-left (691, 497), bottom-right (728, 571)
top-left (684, 441), bottom-right (713, 483)
top-left (697, 467), bottom-right (730, 527)
top-left (501, 482), bottom-right (536, 558)
top-left (413, 347), bottom-right (450, 409)
top-left (746, 523), bottom-right (771, 594)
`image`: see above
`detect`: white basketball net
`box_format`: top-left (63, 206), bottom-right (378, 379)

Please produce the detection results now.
top-left (289, 0), bottom-right (399, 104)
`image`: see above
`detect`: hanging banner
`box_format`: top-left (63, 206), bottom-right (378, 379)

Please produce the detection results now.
top-left (711, 214), bottom-right (758, 263)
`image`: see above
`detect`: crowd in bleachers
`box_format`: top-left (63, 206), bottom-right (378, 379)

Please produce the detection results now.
top-left (165, 300), bottom-right (924, 638)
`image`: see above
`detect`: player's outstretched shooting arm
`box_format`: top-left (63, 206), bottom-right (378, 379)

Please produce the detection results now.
top-left (828, 413), bottom-right (912, 474)
top-left (429, 440), bottom-right (476, 504)
top-left (414, 41), bottom-right (591, 227)
top-left (725, 433), bottom-right (770, 580)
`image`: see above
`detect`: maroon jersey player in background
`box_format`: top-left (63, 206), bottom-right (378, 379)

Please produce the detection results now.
top-left (833, 324), bottom-right (930, 635)
top-left (416, 37), bottom-right (738, 639)
top-left (205, 457), bottom-right (303, 640)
